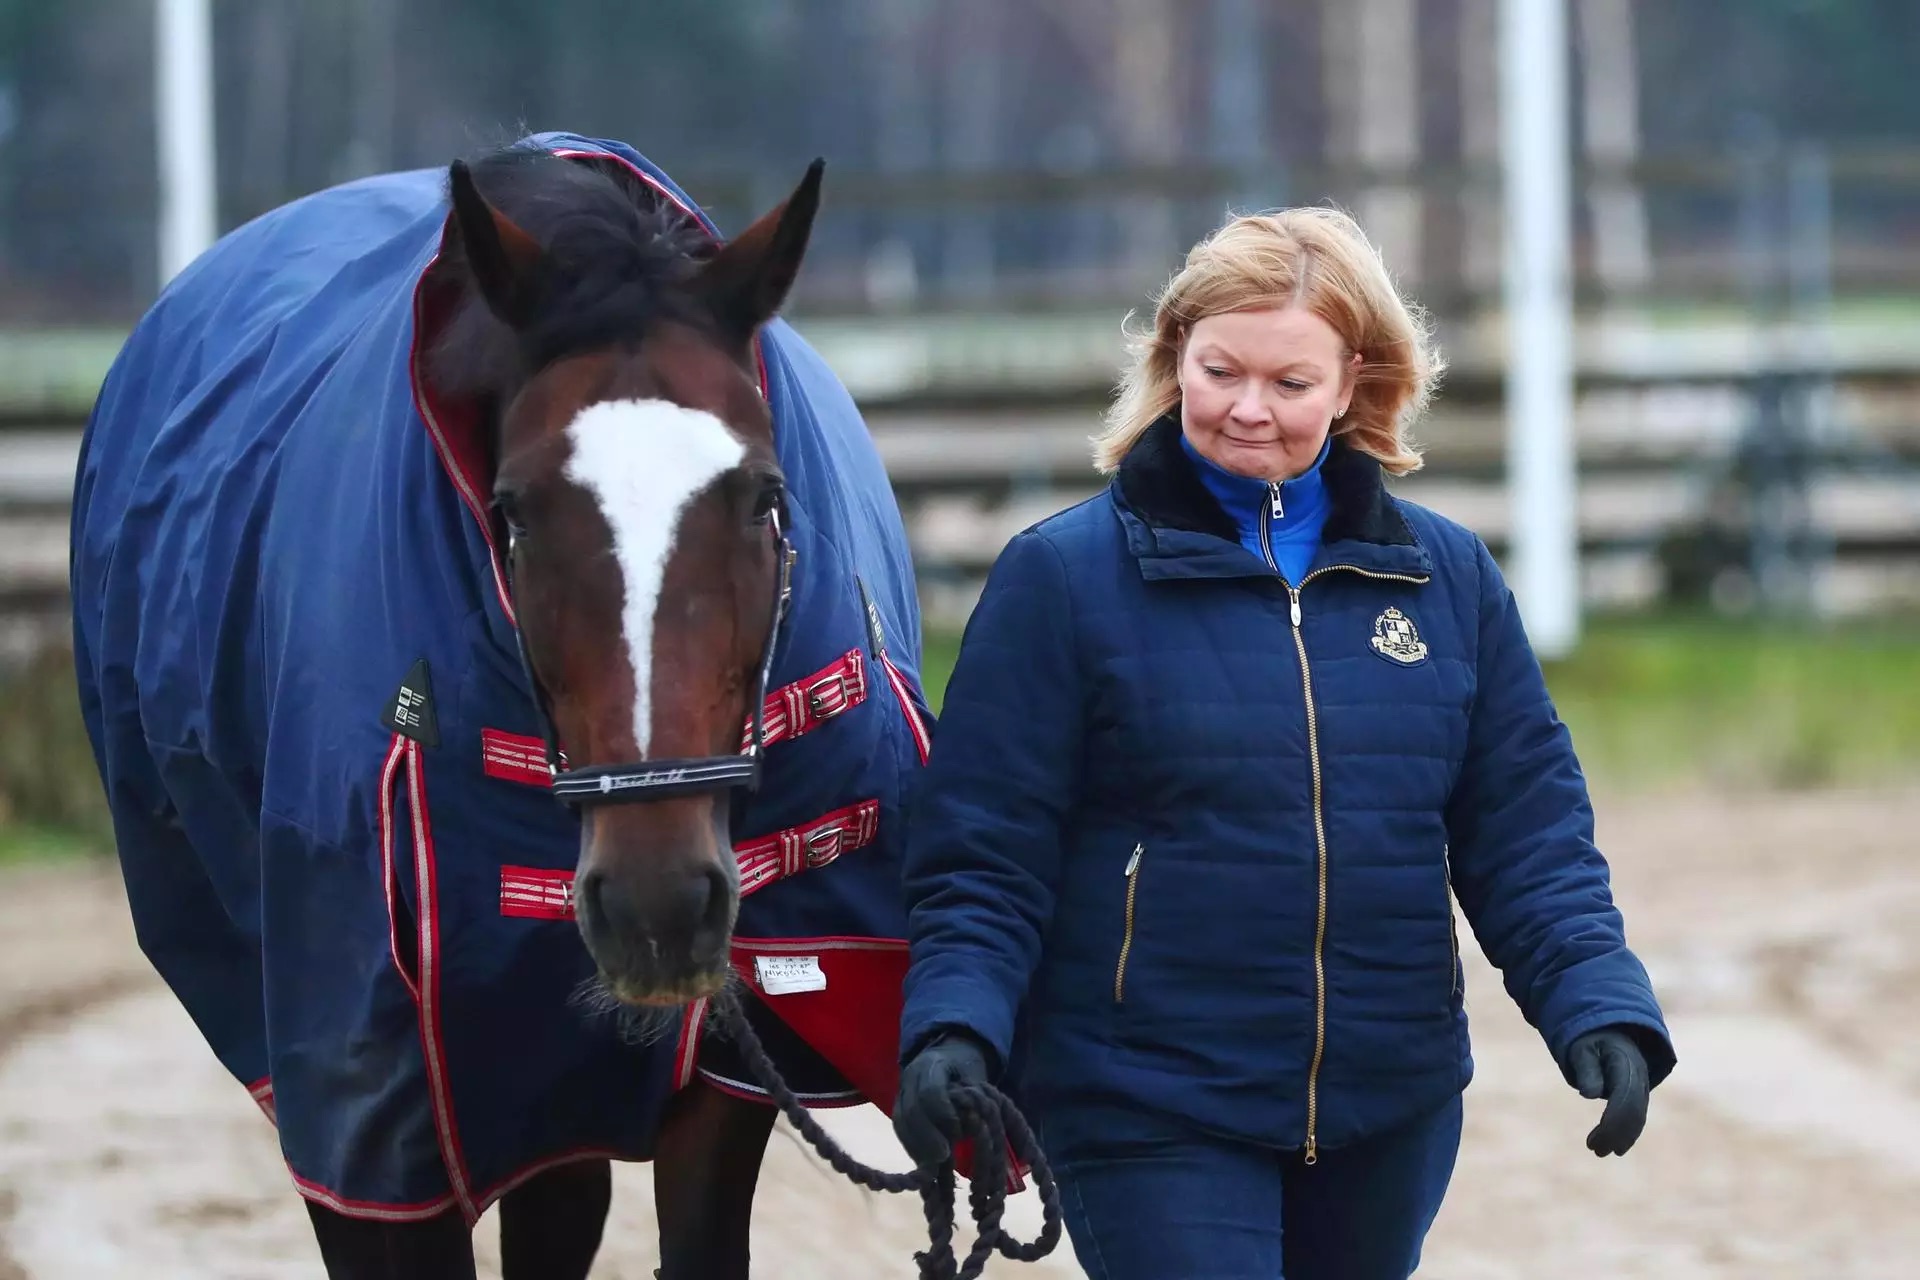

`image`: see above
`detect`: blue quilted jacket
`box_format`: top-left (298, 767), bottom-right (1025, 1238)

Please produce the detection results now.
top-left (899, 414), bottom-right (1675, 1161)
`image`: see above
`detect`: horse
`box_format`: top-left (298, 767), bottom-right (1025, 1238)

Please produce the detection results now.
top-left (68, 131), bottom-right (1046, 1279)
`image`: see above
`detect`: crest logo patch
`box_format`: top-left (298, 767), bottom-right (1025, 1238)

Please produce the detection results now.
top-left (1369, 606), bottom-right (1429, 665)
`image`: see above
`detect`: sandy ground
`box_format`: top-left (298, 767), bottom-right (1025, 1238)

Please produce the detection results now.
top-left (3, 785), bottom-right (1919, 1278)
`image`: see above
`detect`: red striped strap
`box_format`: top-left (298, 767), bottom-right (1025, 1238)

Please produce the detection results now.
top-left (735, 798), bottom-right (881, 897)
top-left (481, 728), bottom-right (550, 786)
top-left (484, 649), bottom-right (870, 790)
top-left (744, 648), bottom-right (868, 751)
top-left (499, 796), bottom-right (881, 918)
top-left (499, 866), bottom-right (576, 921)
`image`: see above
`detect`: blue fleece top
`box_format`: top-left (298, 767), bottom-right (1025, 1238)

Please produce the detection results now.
top-left (1179, 431), bottom-right (1332, 585)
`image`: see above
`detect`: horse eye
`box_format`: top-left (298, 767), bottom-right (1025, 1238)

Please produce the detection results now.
top-left (750, 482), bottom-right (782, 523)
top-left (494, 492), bottom-right (528, 537)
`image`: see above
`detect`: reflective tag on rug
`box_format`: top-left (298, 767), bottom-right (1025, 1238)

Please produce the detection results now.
top-left (754, 954), bottom-right (827, 995)
top-left (380, 658), bottom-right (440, 748)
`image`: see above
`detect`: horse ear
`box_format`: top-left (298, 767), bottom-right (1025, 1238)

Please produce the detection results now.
top-left (447, 158), bottom-right (544, 329)
top-left (695, 158), bottom-right (824, 342)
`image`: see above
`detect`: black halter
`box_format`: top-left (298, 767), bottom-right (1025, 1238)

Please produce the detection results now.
top-left (498, 496), bottom-right (796, 808)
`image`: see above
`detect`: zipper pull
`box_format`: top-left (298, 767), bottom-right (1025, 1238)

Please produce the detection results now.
top-left (1289, 589), bottom-right (1302, 627)
top-left (1124, 843), bottom-right (1142, 877)
top-left (1268, 481), bottom-right (1285, 520)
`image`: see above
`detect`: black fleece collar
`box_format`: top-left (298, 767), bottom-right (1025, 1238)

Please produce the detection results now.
top-left (1115, 412), bottom-right (1419, 549)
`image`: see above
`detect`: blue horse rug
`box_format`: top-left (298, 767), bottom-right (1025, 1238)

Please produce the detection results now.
top-left (69, 132), bottom-right (943, 1223)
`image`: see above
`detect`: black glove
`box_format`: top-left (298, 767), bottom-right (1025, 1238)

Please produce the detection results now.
top-left (1567, 1026), bottom-right (1651, 1157)
top-left (893, 1031), bottom-right (992, 1170)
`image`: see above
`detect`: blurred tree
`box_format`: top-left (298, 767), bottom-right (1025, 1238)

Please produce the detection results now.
top-left (0, 0), bottom-right (1913, 326)
top-left (1578, 0), bottom-right (1652, 295)
top-left (399, 0), bottom-right (793, 174)
top-left (0, 0), bottom-right (149, 321)
top-left (1638, 0), bottom-right (1920, 146)
top-left (0, 1), bottom-right (73, 305)
top-left (1749, 0), bottom-right (1920, 139)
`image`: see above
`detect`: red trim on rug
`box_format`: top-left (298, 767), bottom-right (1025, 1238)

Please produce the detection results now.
top-left (674, 997), bottom-right (710, 1091)
top-left (290, 1141), bottom-right (647, 1224)
top-left (401, 737), bottom-right (481, 1223)
top-left (468, 1146), bottom-right (632, 1213)
top-left (289, 1170), bottom-right (459, 1223)
top-left (880, 654), bottom-right (933, 765)
top-left (378, 734), bottom-right (420, 1004)
top-left (730, 934), bottom-right (911, 955)
top-left (247, 1076), bottom-right (277, 1125)
top-left (405, 268), bottom-right (514, 623)
top-left (697, 1069), bottom-right (867, 1109)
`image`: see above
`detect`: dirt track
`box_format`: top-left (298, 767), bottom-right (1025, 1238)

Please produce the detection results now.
top-left (3, 786), bottom-right (1919, 1278)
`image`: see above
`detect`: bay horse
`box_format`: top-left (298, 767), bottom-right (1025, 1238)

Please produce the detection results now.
top-left (68, 132), bottom-right (1051, 1279)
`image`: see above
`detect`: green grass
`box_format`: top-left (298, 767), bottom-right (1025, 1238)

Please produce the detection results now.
top-left (0, 822), bottom-right (97, 865)
top-left (1540, 613), bottom-right (1920, 792)
top-left (917, 612), bottom-right (1920, 794)
top-left (0, 643), bottom-right (111, 858)
top-left (920, 629), bottom-right (964, 711)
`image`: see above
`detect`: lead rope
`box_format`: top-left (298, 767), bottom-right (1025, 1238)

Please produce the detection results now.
top-left (718, 1003), bottom-right (1063, 1279)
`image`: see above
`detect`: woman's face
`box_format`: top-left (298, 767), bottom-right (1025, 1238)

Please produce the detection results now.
top-left (1178, 307), bottom-right (1357, 482)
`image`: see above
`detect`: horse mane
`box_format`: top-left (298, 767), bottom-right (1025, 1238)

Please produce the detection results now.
top-left (423, 142), bottom-right (717, 403)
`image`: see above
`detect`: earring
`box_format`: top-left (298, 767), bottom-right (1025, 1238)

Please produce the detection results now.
top-left (1335, 408), bottom-right (1346, 420)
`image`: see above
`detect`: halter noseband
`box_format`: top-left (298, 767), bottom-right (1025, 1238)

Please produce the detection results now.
top-left (499, 495), bottom-right (796, 809)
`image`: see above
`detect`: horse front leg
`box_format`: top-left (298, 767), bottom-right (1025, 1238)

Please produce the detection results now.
top-left (498, 1157), bottom-right (613, 1280)
top-left (653, 1078), bottom-right (778, 1280)
top-left (304, 1199), bottom-right (476, 1280)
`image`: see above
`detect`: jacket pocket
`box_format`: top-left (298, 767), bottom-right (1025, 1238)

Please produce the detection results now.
top-left (1114, 843), bottom-right (1144, 1003)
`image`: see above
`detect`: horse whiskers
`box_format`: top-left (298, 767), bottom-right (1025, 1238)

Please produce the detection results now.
top-left (706, 968), bottom-right (747, 1019)
top-left (564, 962), bottom-right (745, 1047)
top-left (566, 974), bottom-right (683, 1047)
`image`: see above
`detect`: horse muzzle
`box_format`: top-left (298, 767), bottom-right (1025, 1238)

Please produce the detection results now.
top-left (573, 856), bottom-right (738, 1004)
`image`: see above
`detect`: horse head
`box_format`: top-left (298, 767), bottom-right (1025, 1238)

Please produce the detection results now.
top-left (424, 144), bottom-right (823, 1007)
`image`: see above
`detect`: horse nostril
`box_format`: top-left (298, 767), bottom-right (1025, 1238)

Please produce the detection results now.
top-left (575, 868), bottom-right (613, 937)
top-left (687, 864), bottom-right (735, 952)
top-left (576, 868), bottom-right (600, 920)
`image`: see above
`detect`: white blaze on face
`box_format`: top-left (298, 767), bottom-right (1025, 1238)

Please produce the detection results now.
top-left (562, 398), bottom-right (746, 758)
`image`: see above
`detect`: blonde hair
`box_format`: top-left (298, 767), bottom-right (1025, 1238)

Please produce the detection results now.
top-left (1093, 205), bottom-right (1443, 476)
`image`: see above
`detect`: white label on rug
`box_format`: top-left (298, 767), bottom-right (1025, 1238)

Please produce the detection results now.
top-left (754, 954), bottom-right (827, 995)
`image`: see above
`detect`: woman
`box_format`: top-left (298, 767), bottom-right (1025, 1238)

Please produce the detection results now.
top-left (891, 207), bottom-right (1675, 1279)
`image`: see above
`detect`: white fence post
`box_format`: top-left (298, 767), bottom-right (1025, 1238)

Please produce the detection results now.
top-left (155, 0), bottom-right (217, 289)
top-left (1501, 0), bottom-right (1580, 657)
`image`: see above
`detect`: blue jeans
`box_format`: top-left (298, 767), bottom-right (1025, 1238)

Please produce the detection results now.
top-left (1049, 1096), bottom-right (1463, 1280)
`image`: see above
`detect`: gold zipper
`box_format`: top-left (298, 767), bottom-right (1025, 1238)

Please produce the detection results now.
top-left (1287, 563), bottom-right (1429, 1166)
top-left (1114, 843), bottom-right (1143, 1002)
top-left (1285, 584), bottom-right (1327, 1165)
top-left (1297, 565), bottom-right (1431, 590)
